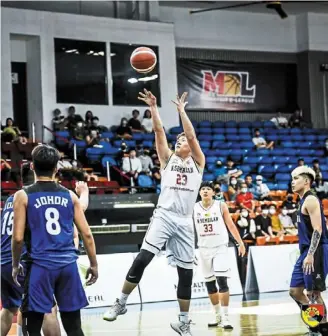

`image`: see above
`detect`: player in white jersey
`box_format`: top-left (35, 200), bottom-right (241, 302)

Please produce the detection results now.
top-left (104, 90), bottom-right (205, 336)
top-left (194, 181), bottom-right (246, 330)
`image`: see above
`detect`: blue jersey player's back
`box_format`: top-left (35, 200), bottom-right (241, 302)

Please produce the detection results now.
top-left (24, 181), bottom-right (77, 269)
top-left (1, 195), bottom-right (15, 265)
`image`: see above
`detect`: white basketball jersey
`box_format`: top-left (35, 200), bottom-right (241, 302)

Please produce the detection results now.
top-left (157, 154), bottom-right (202, 217)
top-left (193, 200), bottom-right (229, 248)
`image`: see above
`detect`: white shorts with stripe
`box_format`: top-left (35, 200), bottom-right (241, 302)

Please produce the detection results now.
top-left (198, 245), bottom-right (231, 281)
top-left (141, 207), bottom-right (195, 270)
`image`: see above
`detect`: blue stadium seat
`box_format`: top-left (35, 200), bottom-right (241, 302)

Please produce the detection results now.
top-left (125, 140), bottom-right (136, 148)
top-left (258, 165), bottom-right (275, 178)
top-left (225, 120), bottom-right (237, 128)
top-left (138, 175), bottom-right (154, 188)
top-left (86, 147), bottom-right (104, 162)
top-left (238, 128), bottom-right (251, 134)
top-left (277, 183), bottom-right (289, 190)
top-left (302, 128), bottom-right (314, 134)
top-left (206, 150), bottom-right (216, 156)
top-left (281, 141), bottom-right (295, 148)
top-left (304, 135), bottom-right (317, 142)
top-left (315, 150), bottom-right (325, 157)
top-left (239, 134), bottom-right (253, 142)
top-left (322, 172), bottom-right (328, 181)
top-left (170, 127), bottom-right (183, 134)
top-left (259, 156), bottom-right (273, 165)
top-left (230, 142), bottom-right (242, 149)
top-left (269, 183), bottom-right (279, 191)
top-left (291, 135), bottom-right (304, 142)
top-left (104, 147), bottom-right (119, 155)
top-left (225, 128), bottom-right (238, 134)
top-left (318, 135), bottom-right (328, 141)
top-left (207, 164), bottom-right (215, 172)
top-left (213, 141), bottom-right (227, 149)
top-left (213, 128), bottom-right (225, 135)
top-left (71, 140), bottom-right (86, 153)
top-left (212, 134), bottom-right (225, 141)
top-left (101, 156), bottom-right (117, 167)
top-left (320, 164), bottom-right (328, 172)
top-left (198, 127), bottom-right (212, 134)
top-left (167, 134), bottom-right (176, 142)
top-left (132, 133), bottom-right (144, 141)
top-left (101, 131), bottom-right (114, 139)
top-left (199, 120), bottom-right (212, 128)
top-left (277, 128), bottom-right (290, 135)
top-left (226, 135), bottom-right (240, 141)
top-left (263, 121), bottom-right (276, 129)
top-left (275, 173), bottom-right (291, 181)
top-left (198, 134), bottom-right (213, 141)
top-left (239, 141), bottom-right (254, 150)
top-left (215, 149), bottom-right (231, 157)
top-left (203, 173), bottom-right (215, 181)
top-left (206, 156), bottom-right (217, 164)
top-left (266, 182), bottom-right (276, 190)
top-left (55, 131), bottom-right (70, 147)
top-left (212, 121), bottom-right (225, 128)
top-left (142, 140), bottom-right (153, 148)
top-left (230, 150), bottom-right (244, 162)
top-left (290, 128), bottom-right (302, 134)
top-left (298, 142), bottom-right (312, 149)
top-left (239, 165), bottom-right (252, 174)
top-left (266, 134), bottom-right (279, 142)
top-left (271, 148), bottom-right (285, 156)
top-left (243, 156), bottom-right (259, 168)
top-left (200, 141), bottom-right (211, 149)
top-left (275, 164), bottom-right (294, 173)
top-left (251, 121), bottom-right (263, 129)
top-left (238, 121), bottom-right (252, 128)
top-left (143, 133), bottom-right (155, 141)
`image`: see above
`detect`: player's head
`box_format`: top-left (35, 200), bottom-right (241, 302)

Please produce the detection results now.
top-left (31, 144), bottom-right (60, 179)
top-left (175, 133), bottom-right (191, 157)
top-left (291, 166), bottom-right (315, 194)
top-left (199, 181), bottom-right (214, 201)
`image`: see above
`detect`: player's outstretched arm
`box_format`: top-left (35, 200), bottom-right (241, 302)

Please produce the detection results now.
top-left (221, 202), bottom-right (246, 257)
top-left (172, 93), bottom-right (205, 169)
top-left (138, 89), bottom-right (171, 168)
top-left (12, 190), bottom-right (28, 269)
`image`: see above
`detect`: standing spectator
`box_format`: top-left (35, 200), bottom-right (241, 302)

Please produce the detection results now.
top-left (253, 175), bottom-right (271, 200)
top-left (235, 182), bottom-right (254, 212)
top-left (227, 176), bottom-right (238, 201)
top-left (255, 205), bottom-right (274, 239)
top-left (269, 204), bottom-right (284, 238)
top-left (116, 118), bottom-right (132, 140)
top-left (122, 149), bottom-right (142, 191)
top-left (52, 109), bottom-right (65, 131)
top-left (270, 111), bottom-right (288, 128)
top-left (213, 182), bottom-right (226, 201)
top-left (252, 129), bottom-right (274, 150)
top-left (288, 109), bottom-right (305, 128)
top-left (237, 209), bottom-right (256, 240)
top-left (65, 106), bottom-right (83, 132)
top-left (85, 111), bottom-right (94, 128)
top-left (128, 109), bottom-right (143, 133)
top-left (141, 109), bottom-right (153, 133)
top-left (279, 206), bottom-right (297, 235)
top-left (138, 148), bottom-right (154, 174)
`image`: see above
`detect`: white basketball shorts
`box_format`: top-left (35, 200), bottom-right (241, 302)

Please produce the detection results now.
top-left (141, 208), bottom-right (194, 270)
top-left (199, 245), bottom-right (231, 281)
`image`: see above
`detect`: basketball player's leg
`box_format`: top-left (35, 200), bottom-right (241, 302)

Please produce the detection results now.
top-left (42, 304), bottom-right (61, 336)
top-left (104, 211), bottom-right (174, 322)
top-left (1, 307), bottom-right (18, 336)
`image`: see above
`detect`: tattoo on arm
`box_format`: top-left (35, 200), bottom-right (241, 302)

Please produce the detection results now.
top-left (308, 229), bottom-right (321, 255)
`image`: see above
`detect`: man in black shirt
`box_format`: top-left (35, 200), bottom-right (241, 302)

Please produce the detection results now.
top-left (255, 205), bottom-right (274, 238)
top-left (65, 106), bottom-right (83, 132)
top-left (128, 110), bottom-right (143, 132)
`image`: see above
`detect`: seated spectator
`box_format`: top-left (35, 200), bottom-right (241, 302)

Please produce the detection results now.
top-left (86, 129), bottom-right (101, 147)
top-left (252, 129), bottom-right (274, 150)
top-left (237, 209), bottom-right (256, 240)
top-left (324, 138), bottom-right (328, 157)
top-left (116, 142), bottom-right (129, 166)
top-left (142, 109), bottom-right (153, 133)
top-left (288, 109), bottom-right (307, 128)
top-left (213, 182), bottom-right (227, 201)
top-left (89, 117), bottom-right (108, 134)
top-left (85, 111), bottom-right (94, 129)
top-left (282, 193), bottom-right (298, 223)
top-left (214, 160), bottom-right (227, 183)
top-left (227, 176), bottom-right (238, 201)
top-left (297, 158), bottom-right (305, 167)
top-left (253, 175), bottom-right (271, 200)
top-left (315, 177), bottom-right (328, 200)
top-left (235, 182), bottom-right (254, 211)
top-left (116, 118), bottom-right (132, 140)
top-left (72, 121), bottom-right (87, 141)
top-left (226, 157), bottom-right (243, 179)
top-left (312, 159), bottom-right (322, 184)
top-left (269, 204), bottom-right (284, 238)
top-left (138, 148), bottom-right (154, 175)
top-left (52, 109), bottom-right (65, 131)
top-left (1, 158), bottom-right (11, 181)
top-left (270, 111), bottom-right (288, 128)
top-left (279, 206), bottom-right (298, 235)
top-left (255, 205), bottom-right (274, 239)
top-left (245, 174), bottom-right (255, 193)
top-left (151, 157), bottom-right (161, 185)
top-left (122, 149), bottom-right (142, 191)
top-left (57, 152), bottom-right (73, 170)
top-left (128, 109), bottom-right (143, 133)
top-left (2, 118), bottom-right (26, 143)
top-left (65, 106), bottom-right (83, 132)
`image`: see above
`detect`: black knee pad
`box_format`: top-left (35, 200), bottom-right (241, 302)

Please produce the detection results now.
top-left (60, 310), bottom-right (84, 336)
top-left (126, 249), bottom-right (154, 284)
top-left (177, 266), bottom-right (193, 300)
top-left (205, 280), bottom-right (218, 295)
top-left (217, 276), bottom-right (229, 293)
top-left (22, 312), bottom-right (44, 336)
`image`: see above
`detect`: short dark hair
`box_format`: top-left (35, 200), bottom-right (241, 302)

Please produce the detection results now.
top-left (176, 132), bottom-right (186, 140)
top-left (92, 116), bottom-right (99, 121)
top-left (200, 181), bottom-right (214, 191)
top-left (300, 173), bottom-right (314, 185)
top-left (254, 128), bottom-right (260, 132)
top-left (32, 145), bottom-right (60, 178)
top-left (261, 204), bottom-right (269, 210)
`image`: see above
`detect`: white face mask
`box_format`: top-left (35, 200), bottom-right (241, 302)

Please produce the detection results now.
top-left (256, 180), bottom-right (262, 185)
top-left (282, 209), bottom-right (288, 215)
top-left (241, 211), bottom-right (248, 218)
top-left (231, 180), bottom-right (237, 185)
top-left (269, 209), bottom-right (276, 215)
top-left (241, 188), bottom-right (248, 193)
top-left (77, 122), bottom-right (83, 128)
top-left (72, 161), bottom-right (77, 167)
top-left (262, 209), bottom-right (269, 215)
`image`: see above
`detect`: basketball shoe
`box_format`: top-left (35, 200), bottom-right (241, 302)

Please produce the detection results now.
top-left (170, 319), bottom-right (193, 335)
top-left (207, 313), bottom-right (221, 327)
top-left (220, 314), bottom-right (233, 330)
top-left (103, 299), bottom-right (127, 322)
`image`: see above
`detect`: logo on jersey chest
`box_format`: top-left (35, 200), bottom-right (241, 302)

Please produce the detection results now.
top-left (197, 216), bottom-right (218, 224)
top-left (171, 165), bottom-right (194, 174)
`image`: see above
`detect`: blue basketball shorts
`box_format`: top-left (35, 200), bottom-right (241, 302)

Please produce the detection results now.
top-left (290, 244), bottom-right (328, 291)
top-left (1, 262), bottom-right (25, 309)
top-left (21, 261), bottom-right (88, 313)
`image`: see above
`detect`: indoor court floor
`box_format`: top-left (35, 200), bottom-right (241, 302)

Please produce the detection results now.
top-left (9, 291), bottom-right (328, 335)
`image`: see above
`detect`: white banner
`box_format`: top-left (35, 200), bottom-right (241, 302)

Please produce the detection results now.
top-left (77, 253), bottom-right (141, 308)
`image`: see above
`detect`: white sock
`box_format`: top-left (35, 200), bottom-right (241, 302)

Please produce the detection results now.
top-left (179, 312), bottom-right (189, 323)
top-left (213, 303), bottom-right (220, 314)
top-left (119, 293), bottom-right (129, 305)
top-left (222, 306), bottom-right (228, 315)
top-left (16, 325), bottom-right (23, 336)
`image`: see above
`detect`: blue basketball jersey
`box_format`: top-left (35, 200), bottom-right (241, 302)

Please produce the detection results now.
top-left (1, 195), bottom-right (15, 265)
top-left (297, 190), bottom-right (328, 251)
top-left (24, 181), bottom-right (78, 269)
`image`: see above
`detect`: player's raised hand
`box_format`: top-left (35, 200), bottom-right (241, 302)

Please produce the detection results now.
top-left (85, 265), bottom-right (98, 286)
top-left (138, 89), bottom-right (157, 107)
top-left (12, 263), bottom-right (24, 287)
top-left (238, 243), bottom-right (246, 257)
top-left (75, 181), bottom-right (89, 196)
top-left (172, 92), bottom-right (188, 113)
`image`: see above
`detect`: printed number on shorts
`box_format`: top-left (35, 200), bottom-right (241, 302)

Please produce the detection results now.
top-left (1, 211), bottom-right (14, 235)
top-left (176, 173), bottom-right (187, 186)
top-left (45, 207), bottom-right (61, 235)
top-left (203, 224), bottom-right (213, 233)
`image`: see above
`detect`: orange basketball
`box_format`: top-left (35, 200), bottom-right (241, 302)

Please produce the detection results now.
top-left (130, 47), bottom-right (157, 74)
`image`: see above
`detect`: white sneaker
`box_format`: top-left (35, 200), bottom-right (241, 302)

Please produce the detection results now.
top-left (220, 314), bottom-right (233, 330)
top-left (170, 320), bottom-right (193, 335)
top-left (208, 313), bottom-right (221, 327)
top-left (103, 299), bottom-right (127, 322)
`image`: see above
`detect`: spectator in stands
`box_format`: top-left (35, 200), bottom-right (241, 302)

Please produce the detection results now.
top-left (282, 193), bottom-right (298, 223)
top-left (72, 121), bottom-right (87, 141)
top-left (324, 138), bottom-right (328, 157)
top-left (116, 142), bottom-right (129, 166)
top-left (86, 129), bottom-right (101, 147)
top-left (1, 158), bottom-right (11, 181)
top-left (235, 182), bottom-right (254, 212)
top-left (214, 160), bottom-right (227, 183)
top-left (226, 157), bottom-right (243, 179)
top-left (245, 174), bottom-right (255, 193)
top-left (89, 117), bottom-right (108, 134)
top-left (8, 138), bottom-right (23, 184)
top-left (213, 182), bottom-right (226, 201)
top-left (270, 111), bottom-right (288, 128)
top-left (227, 176), bottom-right (238, 201)
top-left (85, 111), bottom-right (94, 128)
top-left (2, 118), bottom-right (26, 143)
top-left (138, 148), bottom-right (154, 175)
top-left (237, 209), bottom-right (256, 240)
top-left (255, 205), bottom-right (274, 239)
top-left (151, 157), bottom-right (161, 185)
top-left (253, 175), bottom-right (271, 200)
top-left (122, 149), bottom-right (142, 188)
top-left (57, 152), bottom-right (73, 170)
top-left (288, 109), bottom-right (305, 128)
top-left (269, 204), bottom-right (284, 238)
top-left (279, 206), bottom-right (298, 235)
top-left (252, 129), bottom-right (274, 150)
top-left (128, 109), bottom-right (143, 133)
top-left (52, 109), bottom-right (65, 131)
top-left (141, 109), bottom-right (153, 133)
top-left (65, 106), bottom-right (83, 132)
top-left (312, 159), bottom-right (322, 184)
top-left (315, 177), bottom-right (328, 200)
top-left (297, 158), bottom-right (305, 167)
top-left (116, 118), bottom-right (132, 140)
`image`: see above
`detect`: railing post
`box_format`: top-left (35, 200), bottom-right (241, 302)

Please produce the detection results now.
top-left (73, 143), bottom-right (77, 160)
top-left (32, 122), bottom-right (36, 143)
top-left (106, 161), bottom-right (111, 181)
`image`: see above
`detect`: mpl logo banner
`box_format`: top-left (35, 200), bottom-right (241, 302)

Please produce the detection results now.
top-left (201, 70), bottom-right (256, 104)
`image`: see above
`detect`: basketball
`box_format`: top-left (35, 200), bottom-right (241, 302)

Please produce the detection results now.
top-left (130, 47), bottom-right (157, 74)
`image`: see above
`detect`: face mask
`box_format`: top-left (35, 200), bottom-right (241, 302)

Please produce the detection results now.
top-left (262, 209), bottom-right (269, 215)
top-left (122, 122), bottom-right (127, 127)
top-left (241, 188), bottom-right (247, 193)
top-left (269, 209), bottom-right (276, 215)
top-left (287, 196), bottom-right (293, 201)
top-left (231, 180), bottom-right (237, 185)
top-left (144, 150), bottom-right (149, 155)
top-left (214, 187), bottom-right (220, 193)
top-left (77, 122), bottom-right (83, 128)
top-left (216, 162), bottom-right (222, 167)
top-left (91, 131), bottom-right (97, 137)
top-left (256, 180), bottom-right (262, 185)
top-left (282, 209), bottom-right (288, 215)
top-left (93, 121), bottom-right (99, 126)
top-left (241, 211), bottom-right (248, 218)
top-left (72, 161), bottom-right (77, 167)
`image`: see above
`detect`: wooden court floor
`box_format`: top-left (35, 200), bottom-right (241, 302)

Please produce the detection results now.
top-left (9, 291), bottom-right (328, 335)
